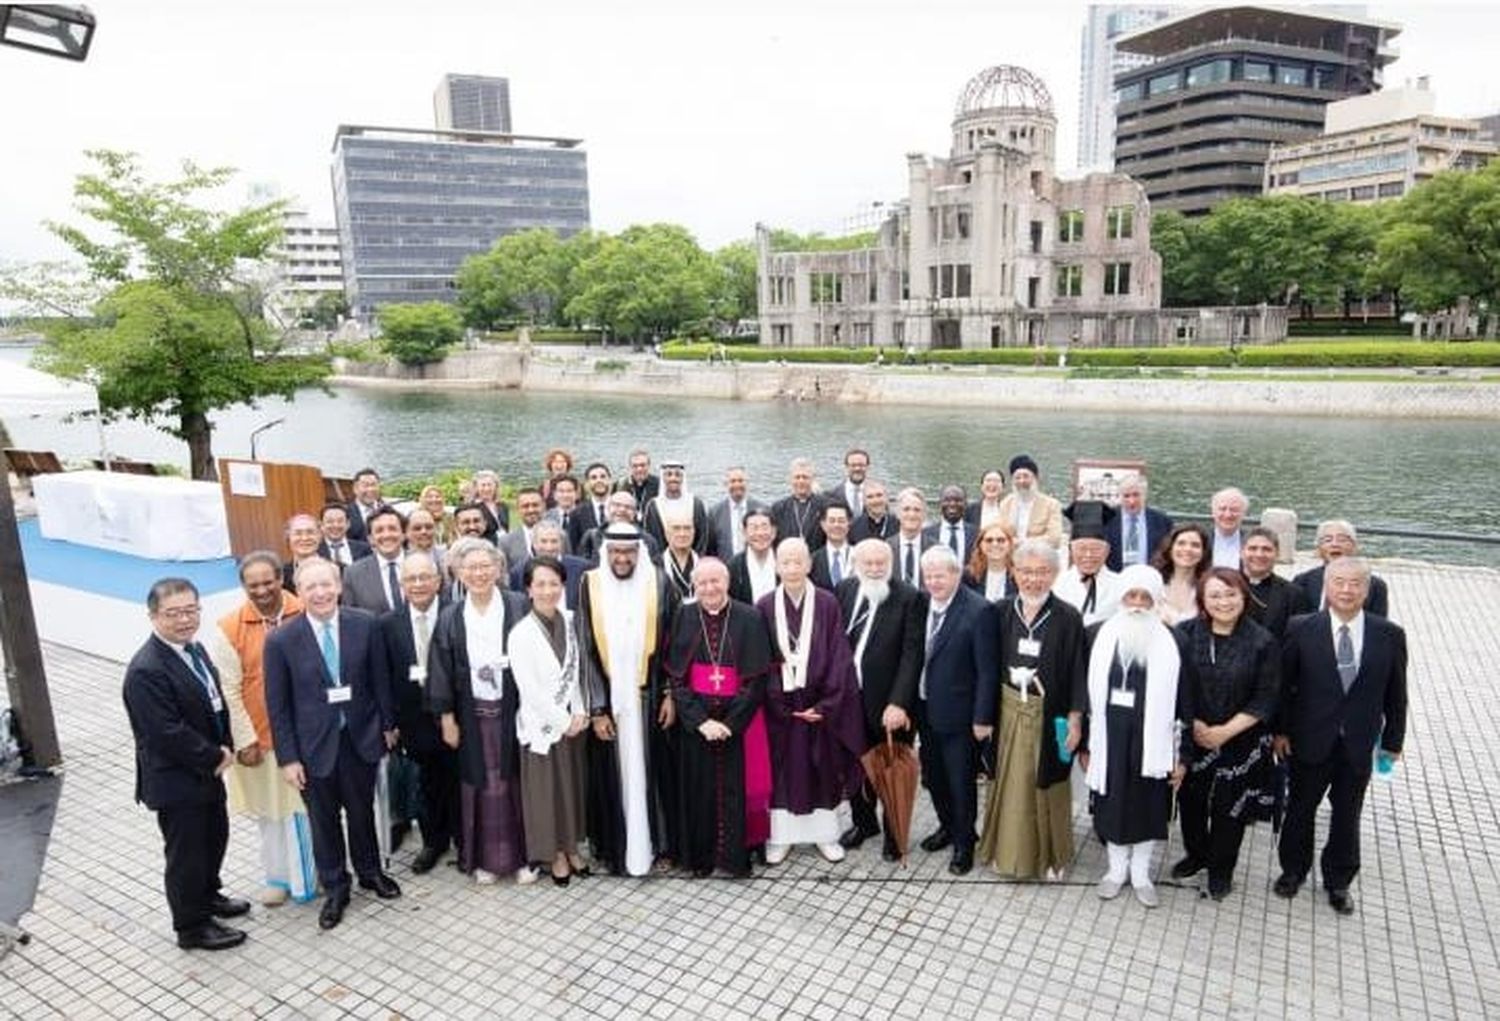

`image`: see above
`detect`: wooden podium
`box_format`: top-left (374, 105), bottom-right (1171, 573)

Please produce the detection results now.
top-left (218, 459), bottom-right (328, 560)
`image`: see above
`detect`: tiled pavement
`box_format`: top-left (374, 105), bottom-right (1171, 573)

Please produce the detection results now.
top-left (2, 558), bottom-right (1498, 1019)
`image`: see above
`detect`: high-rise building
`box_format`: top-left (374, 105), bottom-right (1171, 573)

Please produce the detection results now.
top-left (1112, 5), bottom-right (1400, 215)
top-left (434, 73), bottom-right (513, 133)
top-left (1077, 4), bottom-right (1176, 171)
top-left (1264, 82), bottom-right (1496, 203)
top-left (331, 124), bottom-right (589, 320)
top-left (267, 208), bottom-right (345, 329)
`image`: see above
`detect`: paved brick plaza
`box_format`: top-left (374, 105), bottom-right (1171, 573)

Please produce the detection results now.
top-left (2, 558), bottom-right (1497, 1019)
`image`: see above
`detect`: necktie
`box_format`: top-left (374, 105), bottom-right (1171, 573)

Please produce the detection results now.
top-left (947, 524), bottom-right (959, 555)
top-left (414, 611), bottom-right (431, 675)
top-left (185, 643), bottom-right (223, 736)
top-left (1082, 575), bottom-right (1097, 615)
top-left (320, 621), bottom-right (340, 684)
top-left (1336, 624), bottom-right (1357, 691)
top-left (330, 541), bottom-right (346, 565)
top-left (386, 559), bottom-right (404, 611)
top-left (732, 503), bottom-right (744, 553)
top-left (849, 484), bottom-right (862, 516)
top-left (904, 541), bottom-right (915, 583)
top-left (1124, 515), bottom-right (1139, 557)
top-left (926, 609), bottom-right (945, 653)
top-left (596, 502), bottom-right (606, 524)
top-left (831, 549), bottom-right (843, 585)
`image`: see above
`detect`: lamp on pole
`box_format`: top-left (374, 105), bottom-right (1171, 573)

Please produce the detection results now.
top-left (0, 5), bottom-right (96, 61)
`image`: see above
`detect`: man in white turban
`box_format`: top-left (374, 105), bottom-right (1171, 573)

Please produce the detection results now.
top-left (1082, 564), bottom-right (1188, 908)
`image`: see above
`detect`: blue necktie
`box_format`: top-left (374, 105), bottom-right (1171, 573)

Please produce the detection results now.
top-left (321, 621), bottom-right (346, 728)
top-left (1336, 625), bottom-right (1357, 691)
top-left (386, 559), bottom-right (404, 611)
top-left (831, 550), bottom-right (843, 586)
top-left (186, 642), bottom-right (224, 738)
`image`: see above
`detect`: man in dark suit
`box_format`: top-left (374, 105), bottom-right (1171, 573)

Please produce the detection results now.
top-left (849, 479), bottom-right (897, 544)
top-left (809, 503), bottom-right (855, 591)
top-left (1242, 527), bottom-right (1310, 638)
top-left (727, 508), bottom-right (780, 605)
top-left (344, 467), bottom-right (383, 544)
top-left (615, 448), bottom-right (660, 514)
top-left (887, 487), bottom-right (935, 588)
top-left (770, 457), bottom-right (828, 552)
top-left (319, 502), bottom-right (372, 568)
top-left (1274, 557), bottom-right (1407, 916)
top-left (577, 492), bottom-right (662, 564)
top-left (341, 506), bottom-right (407, 614)
top-left (706, 466), bottom-right (767, 560)
top-left (574, 462), bottom-right (615, 549)
top-left (122, 578), bottom-right (249, 950)
top-left (835, 539), bottom-right (925, 859)
top-left (1105, 473), bottom-right (1173, 572)
top-left (1292, 519), bottom-right (1390, 617)
top-left (507, 521), bottom-right (588, 606)
top-left (640, 461), bottom-right (711, 555)
top-left (913, 546), bottom-right (994, 875)
top-left (380, 551), bottom-right (456, 874)
top-left (545, 475), bottom-right (589, 552)
top-left (498, 488), bottom-right (550, 570)
top-left (824, 447), bottom-right (870, 517)
top-left (923, 485), bottom-right (978, 565)
top-left (265, 558), bottom-right (401, 930)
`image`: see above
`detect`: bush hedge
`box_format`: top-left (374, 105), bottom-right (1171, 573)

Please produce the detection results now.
top-left (483, 329), bottom-right (605, 344)
top-left (660, 340), bottom-right (1500, 369)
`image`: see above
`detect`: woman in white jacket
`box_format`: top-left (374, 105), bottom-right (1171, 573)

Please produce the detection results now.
top-left (512, 556), bottom-right (591, 885)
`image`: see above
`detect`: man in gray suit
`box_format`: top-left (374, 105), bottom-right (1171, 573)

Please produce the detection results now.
top-left (887, 487), bottom-right (935, 588)
top-left (341, 506), bottom-right (407, 614)
top-left (707, 465), bottom-right (767, 560)
top-left (498, 488), bottom-right (549, 569)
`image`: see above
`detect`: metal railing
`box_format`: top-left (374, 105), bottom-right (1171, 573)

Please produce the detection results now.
top-left (1165, 511), bottom-right (1500, 548)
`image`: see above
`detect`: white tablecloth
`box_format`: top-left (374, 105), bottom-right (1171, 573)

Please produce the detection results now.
top-left (33, 470), bottom-right (231, 561)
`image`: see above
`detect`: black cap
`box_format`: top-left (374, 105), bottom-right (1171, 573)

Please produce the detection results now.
top-left (1008, 454), bottom-right (1040, 477)
top-left (1064, 500), bottom-right (1115, 541)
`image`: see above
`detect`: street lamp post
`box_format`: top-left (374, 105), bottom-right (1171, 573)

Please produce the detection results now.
top-left (0, 5), bottom-right (96, 61)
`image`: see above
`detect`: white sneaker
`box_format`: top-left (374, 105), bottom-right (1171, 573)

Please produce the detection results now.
top-left (473, 868), bottom-right (499, 885)
top-left (764, 843), bottom-right (790, 865)
top-left (514, 866), bottom-right (539, 886)
top-left (817, 842), bottom-right (846, 863)
top-left (1097, 877), bottom-right (1124, 900)
top-left (1134, 882), bottom-right (1160, 909)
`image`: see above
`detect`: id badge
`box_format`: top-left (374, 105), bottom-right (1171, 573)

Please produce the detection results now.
top-left (1109, 687), bottom-right (1136, 709)
top-left (1016, 638), bottom-right (1041, 658)
top-left (409, 664), bottom-right (427, 683)
top-left (327, 685), bottom-right (353, 705)
top-left (496, 655), bottom-right (510, 671)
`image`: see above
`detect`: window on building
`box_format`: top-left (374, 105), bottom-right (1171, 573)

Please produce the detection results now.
top-left (901, 270), bottom-right (910, 301)
top-left (1187, 60), bottom-right (1232, 88)
top-left (928, 266), bottom-right (938, 296)
top-left (956, 207), bottom-right (971, 239)
top-left (1030, 220), bottom-right (1043, 253)
top-left (1056, 264), bottom-right (1083, 298)
top-left (940, 206), bottom-right (955, 241)
top-left (940, 264), bottom-right (955, 298)
top-left (1116, 82), bottom-right (1143, 103)
top-left (810, 273), bottom-right (843, 303)
top-left (1314, 66), bottom-right (1338, 90)
top-left (1278, 64), bottom-right (1308, 87)
top-left (1148, 72), bottom-right (1180, 96)
top-left (869, 274), bottom-right (878, 302)
top-left (1378, 181), bottom-right (1405, 198)
top-left (1246, 60), bottom-right (1272, 81)
top-left (1350, 185), bottom-right (1376, 201)
top-left (892, 320), bottom-right (905, 345)
top-left (1027, 276), bottom-right (1040, 309)
top-left (956, 264), bottom-right (972, 298)
top-left (1106, 205), bottom-right (1135, 240)
top-left (1104, 262), bottom-right (1131, 296)
top-left (1058, 209), bottom-right (1084, 244)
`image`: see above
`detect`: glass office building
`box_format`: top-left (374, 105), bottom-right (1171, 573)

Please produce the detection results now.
top-left (331, 125), bottom-right (590, 320)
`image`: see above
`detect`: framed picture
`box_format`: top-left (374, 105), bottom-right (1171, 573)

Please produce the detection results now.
top-left (1070, 459), bottom-right (1146, 506)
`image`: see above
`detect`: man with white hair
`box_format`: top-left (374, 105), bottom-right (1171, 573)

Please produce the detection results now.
top-left (1209, 487), bottom-right (1249, 569)
top-left (887, 487), bottom-right (934, 588)
top-left (1105, 474), bottom-right (1173, 572)
top-left (1082, 564), bottom-right (1189, 908)
top-left (577, 523), bottom-right (681, 876)
top-left (757, 539), bottom-right (866, 864)
top-left (1291, 519), bottom-right (1389, 617)
top-left (835, 539), bottom-right (926, 858)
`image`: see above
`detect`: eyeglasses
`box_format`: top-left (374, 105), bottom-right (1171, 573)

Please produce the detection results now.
top-left (981, 537), bottom-right (1009, 545)
top-left (1014, 568), bottom-right (1052, 579)
top-left (156, 606), bottom-right (201, 620)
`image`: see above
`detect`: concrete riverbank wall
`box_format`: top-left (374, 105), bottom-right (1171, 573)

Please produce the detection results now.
top-left (333, 349), bottom-right (1500, 419)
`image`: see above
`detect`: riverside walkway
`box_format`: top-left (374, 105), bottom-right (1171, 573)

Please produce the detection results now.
top-left (2, 557), bottom-right (1497, 1019)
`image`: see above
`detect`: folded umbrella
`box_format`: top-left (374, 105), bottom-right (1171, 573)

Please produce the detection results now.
top-left (859, 730), bottom-right (919, 865)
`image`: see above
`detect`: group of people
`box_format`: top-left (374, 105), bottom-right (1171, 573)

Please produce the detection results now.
top-left (123, 448), bottom-right (1407, 951)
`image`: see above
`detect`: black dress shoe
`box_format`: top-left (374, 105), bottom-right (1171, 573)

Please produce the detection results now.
top-left (551, 870), bottom-right (571, 888)
top-left (1273, 873), bottom-right (1302, 899)
top-left (881, 834), bottom-right (900, 863)
top-left (920, 828), bottom-right (952, 853)
top-left (692, 866), bottom-right (714, 879)
top-left (1328, 889), bottom-right (1355, 916)
top-left (948, 848), bottom-right (973, 876)
top-left (1170, 856), bottom-right (1205, 880)
top-left (411, 846), bottom-right (444, 874)
top-left (208, 894), bottom-right (251, 919)
top-left (318, 893), bottom-right (348, 931)
top-left (358, 873), bottom-right (402, 900)
top-left (177, 921), bottom-right (247, 951)
top-left (1207, 876), bottom-right (1233, 901)
top-left (840, 824), bottom-right (880, 850)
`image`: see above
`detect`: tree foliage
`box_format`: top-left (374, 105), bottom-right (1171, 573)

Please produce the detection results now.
top-left (562, 224), bottom-right (724, 343)
top-left (713, 240), bottom-right (760, 326)
top-left (20, 150), bottom-right (329, 480)
top-left (1371, 160), bottom-right (1500, 313)
top-left (456, 227), bottom-right (571, 330)
top-left (379, 301), bottom-right (465, 365)
top-left (302, 290), bottom-right (350, 330)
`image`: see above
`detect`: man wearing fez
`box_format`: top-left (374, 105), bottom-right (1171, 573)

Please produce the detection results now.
top-left (1054, 501), bottom-right (1122, 627)
top-left (1275, 556), bottom-right (1406, 916)
top-left (578, 523), bottom-right (682, 876)
top-left (758, 539), bottom-right (866, 865)
top-left (123, 578), bottom-right (250, 950)
top-left (665, 558), bottom-right (774, 877)
top-left (835, 539), bottom-right (926, 860)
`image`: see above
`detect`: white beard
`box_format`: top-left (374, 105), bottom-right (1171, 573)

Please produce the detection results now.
top-left (857, 576), bottom-right (890, 610)
top-left (1114, 608), bottom-right (1158, 670)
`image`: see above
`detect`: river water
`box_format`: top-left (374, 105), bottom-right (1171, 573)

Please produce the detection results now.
top-left (4, 344), bottom-right (1497, 565)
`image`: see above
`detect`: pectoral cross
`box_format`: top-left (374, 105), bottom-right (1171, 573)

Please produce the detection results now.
top-left (710, 668), bottom-right (725, 691)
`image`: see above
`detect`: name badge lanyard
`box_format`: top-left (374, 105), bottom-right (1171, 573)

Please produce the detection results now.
top-left (1010, 598), bottom-right (1051, 702)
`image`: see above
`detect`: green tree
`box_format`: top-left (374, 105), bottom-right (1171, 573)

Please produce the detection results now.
top-left (1371, 160), bottom-right (1500, 314)
top-left (455, 227), bottom-right (569, 330)
top-left (20, 150), bottom-right (328, 480)
top-left (564, 224), bottom-right (719, 344)
top-left (713, 239), bottom-right (759, 327)
top-left (379, 301), bottom-right (464, 365)
top-left (302, 290), bottom-right (350, 330)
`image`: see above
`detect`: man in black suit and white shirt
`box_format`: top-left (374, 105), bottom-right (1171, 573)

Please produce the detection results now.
top-left (341, 506), bottom-right (407, 614)
top-left (319, 502), bottom-right (371, 567)
top-left (810, 503), bottom-right (856, 591)
top-left (1292, 519), bottom-right (1390, 618)
top-left (573, 462), bottom-right (615, 549)
top-left (824, 447), bottom-right (870, 517)
top-left (1274, 557), bottom-right (1407, 916)
top-left (265, 558), bottom-right (401, 930)
top-left (923, 485), bottom-right (977, 564)
top-left (706, 465), bottom-right (767, 560)
top-left (344, 468), bottom-right (384, 544)
top-left (1105, 474), bottom-right (1173, 572)
top-left (123, 578), bottom-right (250, 950)
top-left (835, 539), bottom-right (926, 859)
top-left (849, 479), bottom-right (898, 544)
top-left (887, 487), bottom-right (934, 588)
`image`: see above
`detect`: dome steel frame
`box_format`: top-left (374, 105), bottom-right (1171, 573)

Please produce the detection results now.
top-left (953, 65), bottom-right (1054, 118)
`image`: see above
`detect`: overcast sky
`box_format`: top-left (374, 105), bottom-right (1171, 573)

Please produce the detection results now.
top-left (2, 1), bottom-right (1497, 265)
